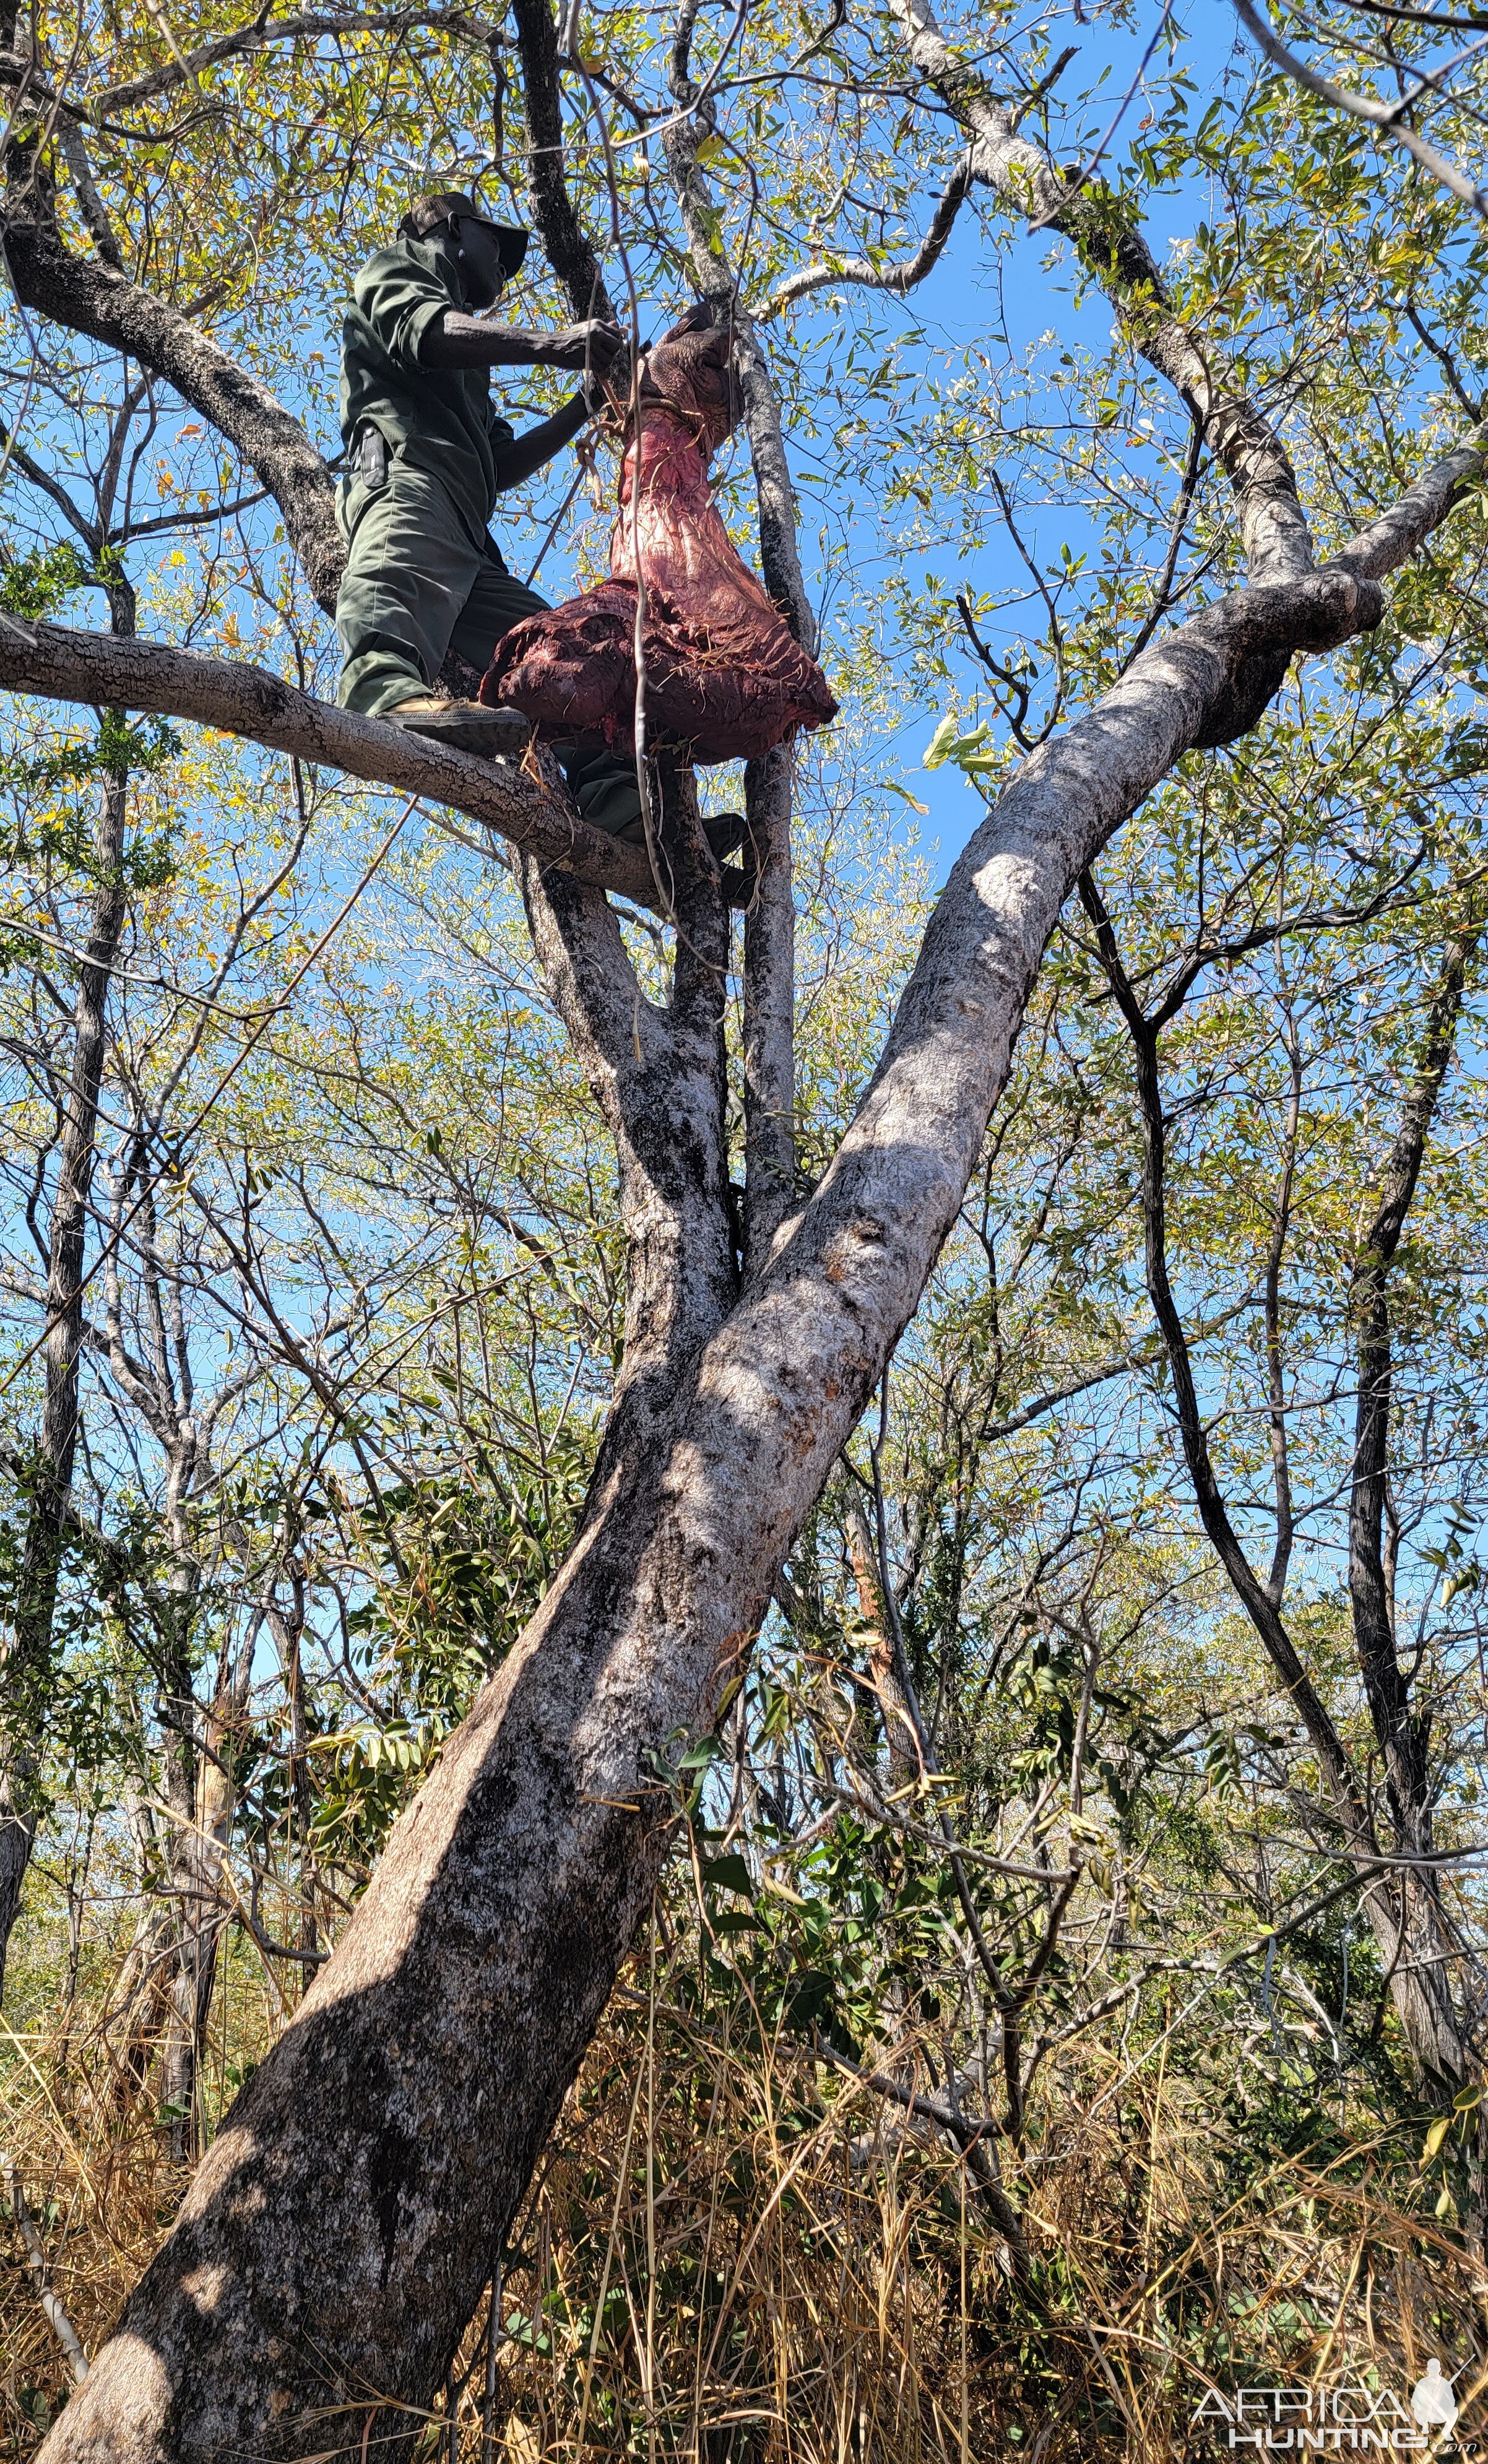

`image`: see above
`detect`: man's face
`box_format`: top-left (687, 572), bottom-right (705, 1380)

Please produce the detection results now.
top-left (449, 215), bottom-right (507, 312)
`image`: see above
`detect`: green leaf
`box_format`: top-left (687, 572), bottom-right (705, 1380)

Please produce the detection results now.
top-left (676, 1733), bottom-right (720, 1771)
top-left (701, 1852), bottom-right (754, 1895)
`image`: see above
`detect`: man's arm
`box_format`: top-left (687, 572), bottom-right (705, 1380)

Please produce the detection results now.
top-left (492, 394), bottom-right (594, 491)
top-left (420, 314), bottom-right (624, 374)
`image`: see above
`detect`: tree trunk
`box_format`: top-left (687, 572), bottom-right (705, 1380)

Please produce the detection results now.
top-left (35, 546), bottom-right (1410, 2464)
top-left (1344, 919), bottom-right (1486, 2094)
top-left (0, 747), bottom-right (128, 1999)
top-left (157, 1648), bottom-right (250, 2161)
top-left (845, 1492), bottom-right (919, 1783)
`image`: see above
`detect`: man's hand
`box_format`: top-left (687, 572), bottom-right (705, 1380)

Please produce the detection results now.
top-left (579, 342), bottom-right (632, 415)
top-left (536, 318), bottom-right (626, 374)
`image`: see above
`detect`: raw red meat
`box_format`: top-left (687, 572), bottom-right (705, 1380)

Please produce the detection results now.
top-left (480, 305), bottom-right (837, 764)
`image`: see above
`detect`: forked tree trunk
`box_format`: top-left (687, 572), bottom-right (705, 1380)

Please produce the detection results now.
top-left (11, 17), bottom-right (1483, 2450)
top-left (37, 549), bottom-right (1421, 2464)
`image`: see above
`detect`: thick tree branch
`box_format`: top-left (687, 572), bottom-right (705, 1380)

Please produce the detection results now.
top-left (56, 122), bottom-right (122, 267)
top-left (0, 617), bottom-right (654, 897)
top-left (509, 0), bottom-right (616, 322)
top-left (521, 767), bottom-right (737, 1484)
top-left (2, 148), bottom-right (344, 611)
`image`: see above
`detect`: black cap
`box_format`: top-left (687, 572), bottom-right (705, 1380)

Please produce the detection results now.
top-left (402, 191), bottom-right (528, 279)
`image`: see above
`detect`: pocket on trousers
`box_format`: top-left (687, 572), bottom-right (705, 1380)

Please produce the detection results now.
top-left (355, 424), bottom-right (389, 490)
top-left (336, 431), bottom-right (394, 551)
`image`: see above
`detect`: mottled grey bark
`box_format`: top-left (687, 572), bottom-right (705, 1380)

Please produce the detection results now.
top-left (519, 754), bottom-right (736, 1460)
top-left (741, 744), bottom-right (798, 1254)
top-left (0, 618), bottom-right (654, 901)
top-left (37, 457), bottom-right (1472, 2464)
top-left (845, 1492), bottom-right (919, 1783)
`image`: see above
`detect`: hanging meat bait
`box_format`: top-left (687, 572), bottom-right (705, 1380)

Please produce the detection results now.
top-left (479, 303), bottom-right (838, 764)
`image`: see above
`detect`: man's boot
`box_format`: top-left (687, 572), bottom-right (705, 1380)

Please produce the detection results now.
top-left (387, 696), bottom-right (532, 758)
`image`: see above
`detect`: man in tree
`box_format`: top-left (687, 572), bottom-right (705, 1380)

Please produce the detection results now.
top-left (337, 189), bottom-right (644, 834)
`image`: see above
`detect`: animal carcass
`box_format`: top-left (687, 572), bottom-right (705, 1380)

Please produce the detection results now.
top-left (480, 305), bottom-right (837, 765)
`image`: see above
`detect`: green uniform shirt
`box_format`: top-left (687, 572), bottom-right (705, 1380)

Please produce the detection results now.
top-left (339, 236), bottom-right (514, 534)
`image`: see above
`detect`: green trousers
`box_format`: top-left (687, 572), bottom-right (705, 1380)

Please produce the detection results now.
top-left (334, 451), bottom-right (642, 836)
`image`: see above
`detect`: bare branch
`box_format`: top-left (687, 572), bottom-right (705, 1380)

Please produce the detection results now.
top-left (3, 9), bottom-right (504, 123)
top-left (811, 2035), bottom-right (1027, 2263)
top-left (3, 147), bottom-right (342, 608)
top-left (889, 0), bottom-right (1316, 586)
top-left (509, 0), bottom-right (617, 322)
top-left (754, 153), bottom-right (974, 322)
top-left (56, 123), bottom-right (121, 266)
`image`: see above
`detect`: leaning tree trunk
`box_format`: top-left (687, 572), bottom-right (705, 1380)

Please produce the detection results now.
top-left (36, 530), bottom-right (1440, 2461)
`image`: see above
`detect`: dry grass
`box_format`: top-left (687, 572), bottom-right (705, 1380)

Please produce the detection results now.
top-left (3, 1876), bottom-right (1481, 2463)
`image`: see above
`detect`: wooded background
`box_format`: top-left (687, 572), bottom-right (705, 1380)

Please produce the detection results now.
top-left (6, 0), bottom-right (1488, 2453)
